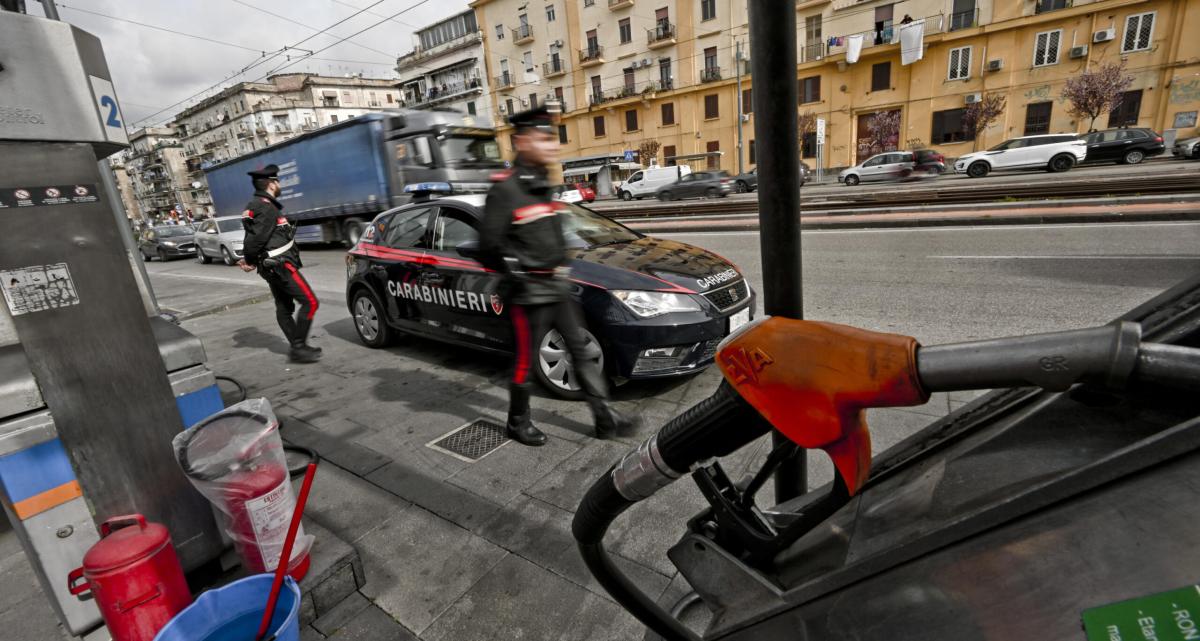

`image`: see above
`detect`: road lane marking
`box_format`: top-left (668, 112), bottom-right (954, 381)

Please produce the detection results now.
top-left (660, 221), bottom-right (1200, 236)
top-left (930, 255), bottom-right (1200, 260)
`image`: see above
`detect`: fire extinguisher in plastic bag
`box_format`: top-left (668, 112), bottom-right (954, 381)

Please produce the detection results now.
top-left (173, 398), bottom-right (313, 580)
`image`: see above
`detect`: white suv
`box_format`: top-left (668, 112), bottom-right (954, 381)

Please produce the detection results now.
top-left (954, 134), bottom-right (1087, 178)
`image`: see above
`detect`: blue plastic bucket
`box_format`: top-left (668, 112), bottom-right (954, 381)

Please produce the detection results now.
top-left (153, 574), bottom-right (301, 641)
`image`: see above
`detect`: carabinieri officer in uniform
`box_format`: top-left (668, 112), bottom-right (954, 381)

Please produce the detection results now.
top-left (238, 164), bottom-right (322, 363)
top-left (480, 106), bottom-right (631, 446)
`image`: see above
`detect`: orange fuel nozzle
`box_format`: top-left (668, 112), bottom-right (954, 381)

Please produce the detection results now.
top-left (716, 317), bottom-right (929, 496)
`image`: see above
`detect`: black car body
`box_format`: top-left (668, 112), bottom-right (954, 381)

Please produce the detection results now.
top-left (138, 225), bottom-right (197, 261)
top-left (656, 171), bottom-right (733, 201)
top-left (732, 163), bottom-right (812, 193)
top-left (344, 194), bottom-right (755, 396)
top-left (1081, 128), bottom-right (1165, 164)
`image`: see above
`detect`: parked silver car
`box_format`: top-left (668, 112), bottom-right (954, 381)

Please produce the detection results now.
top-left (194, 216), bottom-right (245, 265)
top-left (1173, 136), bottom-right (1200, 159)
top-left (839, 151), bottom-right (916, 186)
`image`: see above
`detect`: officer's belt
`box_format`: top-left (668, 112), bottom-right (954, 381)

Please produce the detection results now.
top-left (266, 240), bottom-right (294, 258)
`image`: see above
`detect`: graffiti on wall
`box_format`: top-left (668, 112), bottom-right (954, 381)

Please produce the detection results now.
top-left (1169, 79), bottom-right (1200, 105)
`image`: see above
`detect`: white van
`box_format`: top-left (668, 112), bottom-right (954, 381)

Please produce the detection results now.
top-left (618, 165), bottom-right (692, 200)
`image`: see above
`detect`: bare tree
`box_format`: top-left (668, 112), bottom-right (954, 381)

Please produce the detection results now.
top-left (861, 110), bottom-right (901, 157)
top-left (798, 111), bottom-right (817, 138)
top-left (1062, 61), bottom-right (1135, 132)
top-left (962, 93), bottom-right (1007, 151)
top-left (638, 140), bottom-right (661, 167)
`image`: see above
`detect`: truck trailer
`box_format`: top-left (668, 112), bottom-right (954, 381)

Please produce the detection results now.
top-left (204, 110), bottom-right (504, 245)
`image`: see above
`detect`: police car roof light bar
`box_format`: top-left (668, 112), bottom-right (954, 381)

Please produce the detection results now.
top-left (403, 182), bottom-right (454, 202)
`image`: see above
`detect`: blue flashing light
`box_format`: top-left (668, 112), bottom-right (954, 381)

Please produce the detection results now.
top-left (404, 182), bottom-right (453, 194)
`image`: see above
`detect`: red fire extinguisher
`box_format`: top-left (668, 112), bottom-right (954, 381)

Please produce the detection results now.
top-left (174, 404), bottom-right (311, 581)
top-left (67, 514), bottom-right (192, 641)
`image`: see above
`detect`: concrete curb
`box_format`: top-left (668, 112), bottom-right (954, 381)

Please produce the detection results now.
top-left (168, 293), bottom-right (275, 321)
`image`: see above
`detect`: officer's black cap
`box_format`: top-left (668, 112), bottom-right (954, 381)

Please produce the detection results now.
top-left (247, 164), bottom-right (280, 179)
top-left (509, 105), bottom-right (557, 135)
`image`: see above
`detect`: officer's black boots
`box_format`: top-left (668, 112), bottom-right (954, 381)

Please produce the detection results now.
top-left (591, 400), bottom-right (633, 439)
top-left (506, 384), bottom-right (547, 446)
top-left (288, 342), bottom-right (322, 363)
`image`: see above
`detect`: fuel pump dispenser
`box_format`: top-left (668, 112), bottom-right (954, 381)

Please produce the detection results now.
top-left (0, 9), bottom-right (226, 636)
top-left (573, 276), bottom-right (1200, 641)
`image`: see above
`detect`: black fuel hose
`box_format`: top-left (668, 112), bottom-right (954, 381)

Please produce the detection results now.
top-left (1133, 343), bottom-right (1200, 389)
top-left (573, 382), bottom-right (772, 641)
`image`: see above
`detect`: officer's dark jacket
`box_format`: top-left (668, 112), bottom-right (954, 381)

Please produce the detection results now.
top-left (480, 158), bottom-right (569, 305)
top-left (241, 191), bottom-right (300, 268)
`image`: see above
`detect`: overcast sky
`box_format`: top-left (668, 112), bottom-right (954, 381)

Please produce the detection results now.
top-left (25, 0), bottom-right (470, 127)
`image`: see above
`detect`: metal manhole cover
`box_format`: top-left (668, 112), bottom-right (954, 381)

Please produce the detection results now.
top-left (427, 419), bottom-right (510, 462)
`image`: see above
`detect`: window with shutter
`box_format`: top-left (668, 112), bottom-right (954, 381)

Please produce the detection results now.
top-left (931, 108), bottom-right (972, 144)
top-left (871, 62), bottom-right (891, 91)
top-left (704, 94), bottom-right (719, 119)
top-left (662, 102), bottom-right (675, 125)
top-left (1107, 90), bottom-right (1143, 127)
top-left (801, 76), bottom-right (820, 103)
top-left (663, 144), bottom-right (676, 165)
top-left (742, 89), bottom-right (752, 114)
top-left (706, 141), bottom-right (720, 169)
top-left (1122, 12), bottom-right (1154, 52)
top-left (1034, 30), bottom-right (1062, 66)
top-left (948, 46), bottom-right (971, 80)
top-left (594, 115), bottom-right (606, 137)
top-left (1024, 102), bottom-right (1052, 135)
top-left (748, 140), bottom-right (756, 165)
top-left (625, 109), bottom-right (639, 131)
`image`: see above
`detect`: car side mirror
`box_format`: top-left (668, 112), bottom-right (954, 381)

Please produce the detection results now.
top-left (456, 239), bottom-right (482, 259)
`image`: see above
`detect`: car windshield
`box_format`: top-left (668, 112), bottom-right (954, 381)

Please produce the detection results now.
top-left (217, 219), bottom-right (243, 233)
top-left (560, 204), bottom-right (641, 248)
top-left (155, 226), bottom-right (193, 237)
top-left (440, 135), bottom-right (505, 167)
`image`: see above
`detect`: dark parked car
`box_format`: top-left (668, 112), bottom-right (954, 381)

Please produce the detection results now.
top-left (732, 163), bottom-right (811, 192)
top-left (656, 171), bottom-right (733, 201)
top-left (138, 225), bottom-right (196, 261)
top-left (345, 193), bottom-right (755, 397)
top-left (1081, 128), bottom-right (1165, 164)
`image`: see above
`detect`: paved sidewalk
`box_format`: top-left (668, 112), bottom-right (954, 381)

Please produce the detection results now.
top-left (183, 297), bottom-right (957, 640)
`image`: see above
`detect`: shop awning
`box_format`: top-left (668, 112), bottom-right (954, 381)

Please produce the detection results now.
top-left (562, 165), bottom-right (603, 177)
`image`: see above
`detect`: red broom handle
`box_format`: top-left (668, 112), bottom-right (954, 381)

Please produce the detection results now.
top-left (255, 462), bottom-right (318, 641)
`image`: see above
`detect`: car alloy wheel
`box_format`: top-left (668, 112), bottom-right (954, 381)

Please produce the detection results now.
top-left (658, 191), bottom-right (672, 201)
top-left (222, 247), bottom-right (236, 266)
top-left (735, 180), bottom-right (749, 193)
top-left (620, 191), bottom-right (632, 201)
top-left (537, 327), bottom-right (603, 398)
top-left (705, 187), bottom-right (719, 199)
top-left (1049, 154), bottom-right (1075, 173)
top-left (352, 289), bottom-right (392, 347)
top-left (967, 162), bottom-right (990, 178)
top-left (1123, 150), bottom-right (1145, 165)
top-left (844, 174), bottom-right (860, 186)
top-left (197, 248), bottom-right (212, 264)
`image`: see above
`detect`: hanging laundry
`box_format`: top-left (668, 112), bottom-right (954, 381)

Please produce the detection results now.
top-left (899, 20), bottom-right (925, 65)
top-left (846, 34), bottom-right (864, 63)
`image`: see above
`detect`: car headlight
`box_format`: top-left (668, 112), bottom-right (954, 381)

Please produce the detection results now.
top-left (613, 290), bottom-right (702, 318)
top-left (161, 241), bottom-right (177, 247)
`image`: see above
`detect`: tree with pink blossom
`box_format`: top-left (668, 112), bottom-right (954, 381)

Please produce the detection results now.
top-left (1062, 62), bottom-right (1135, 132)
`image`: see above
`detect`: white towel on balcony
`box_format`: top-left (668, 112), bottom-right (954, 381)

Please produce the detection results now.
top-left (899, 20), bottom-right (925, 65)
top-left (846, 34), bottom-right (864, 64)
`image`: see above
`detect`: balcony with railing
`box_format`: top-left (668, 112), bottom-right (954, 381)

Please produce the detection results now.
top-left (579, 45), bottom-right (605, 67)
top-left (700, 66), bottom-right (722, 83)
top-left (395, 30), bottom-right (483, 72)
top-left (949, 7), bottom-right (978, 31)
top-left (543, 59), bottom-right (567, 78)
top-left (494, 72), bottom-right (516, 90)
top-left (1035, 0), bottom-right (1069, 14)
top-left (802, 41), bottom-right (826, 62)
top-left (544, 94), bottom-right (567, 112)
top-left (647, 23), bottom-right (676, 48)
top-left (512, 24), bottom-right (534, 45)
top-left (588, 79), bottom-right (673, 107)
top-left (819, 13), bottom-right (948, 60)
top-left (401, 77), bottom-right (484, 108)
top-left (608, 0), bottom-right (634, 9)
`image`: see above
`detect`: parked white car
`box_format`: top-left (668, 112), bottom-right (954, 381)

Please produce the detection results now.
top-left (618, 165), bottom-right (692, 200)
top-left (954, 134), bottom-right (1087, 178)
top-left (194, 215), bottom-right (246, 266)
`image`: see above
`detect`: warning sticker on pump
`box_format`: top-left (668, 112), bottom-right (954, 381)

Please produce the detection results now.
top-left (1, 263), bottom-right (80, 316)
top-left (0, 184), bottom-right (99, 209)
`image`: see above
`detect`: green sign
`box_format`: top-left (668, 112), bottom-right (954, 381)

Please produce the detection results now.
top-left (1083, 584), bottom-right (1200, 641)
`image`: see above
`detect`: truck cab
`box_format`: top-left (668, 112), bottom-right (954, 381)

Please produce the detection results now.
top-left (383, 111), bottom-right (505, 203)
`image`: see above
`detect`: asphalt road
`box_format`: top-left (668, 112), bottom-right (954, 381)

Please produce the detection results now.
top-left (146, 220), bottom-right (1200, 346)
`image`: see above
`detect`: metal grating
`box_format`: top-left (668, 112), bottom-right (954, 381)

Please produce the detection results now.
top-left (698, 338), bottom-right (722, 362)
top-left (427, 419), bottom-right (510, 462)
top-left (703, 280), bottom-right (749, 312)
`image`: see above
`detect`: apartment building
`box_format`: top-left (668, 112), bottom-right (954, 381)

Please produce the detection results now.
top-left (395, 10), bottom-right (494, 124)
top-left (171, 73), bottom-right (400, 213)
top-left (473, 0), bottom-right (1199, 176)
top-left (107, 151), bottom-right (144, 224)
top-left (124, 127), bottom-right (205, 222)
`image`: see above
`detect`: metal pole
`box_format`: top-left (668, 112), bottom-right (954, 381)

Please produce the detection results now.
top-left (735, 40), bottom-right (744, 176)
top-left (749, 0), bottom-right (806, 504)
top-left (39, 0), bottom-right (58, 19)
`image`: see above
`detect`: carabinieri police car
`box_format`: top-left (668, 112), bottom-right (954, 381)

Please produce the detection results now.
top-left (345, 183), bottom-right (755, 397)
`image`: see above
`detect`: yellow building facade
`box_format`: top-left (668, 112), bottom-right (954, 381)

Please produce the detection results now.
top-left (472, 0), bottom-right (1200, 174)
